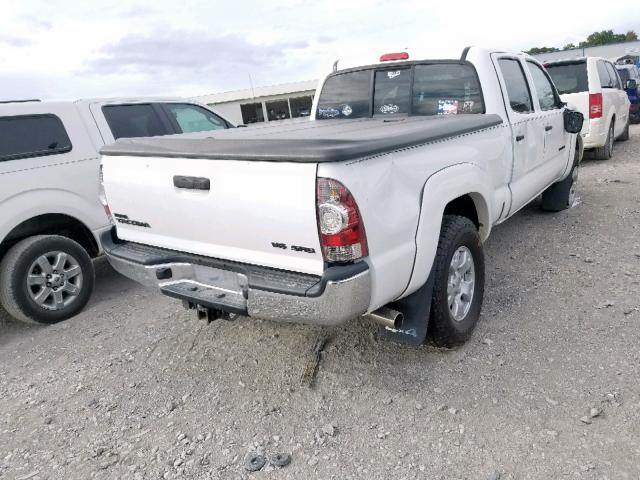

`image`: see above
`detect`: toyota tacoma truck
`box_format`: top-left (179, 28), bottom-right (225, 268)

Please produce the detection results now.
top-left (99, 47), bottom-right (583, 346)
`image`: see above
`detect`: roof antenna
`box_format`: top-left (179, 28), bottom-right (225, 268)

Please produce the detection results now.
top-left (332, 59), bottom-right (339, 72)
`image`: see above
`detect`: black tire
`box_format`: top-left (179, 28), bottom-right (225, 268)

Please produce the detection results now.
top-left (594, 121), bottom-right (614, 160)
top-left (0, 235), bottom-right (95, 324)
top-left (428, 215), bottom-right (485, 347)
top-left (541, 147), bottom-right (580, 212)
top-left (618, 120), bottom-right (630, 141)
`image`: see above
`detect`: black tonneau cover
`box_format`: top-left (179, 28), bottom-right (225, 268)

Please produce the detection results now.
top-left (100, 114), bottom-right (503, 163)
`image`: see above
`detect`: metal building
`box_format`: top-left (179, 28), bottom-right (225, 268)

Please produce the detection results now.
top-left (192, 79), bottom-right (318, 126)
top-left (532, 40), bottom-right (640, 66)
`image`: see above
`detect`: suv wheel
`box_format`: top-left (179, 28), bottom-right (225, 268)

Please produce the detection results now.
top-left (0, 235), bottom-right (95, 324)
top-left (594, 122), bottom-right (614, 160)
top-left (618, 120), bottom-right (630, 142)
top-left (428, 215), bottom-right (485, 347)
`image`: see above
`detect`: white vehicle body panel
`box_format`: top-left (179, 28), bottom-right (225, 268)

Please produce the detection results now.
top-left (102, 157), bottom-right (324, 275)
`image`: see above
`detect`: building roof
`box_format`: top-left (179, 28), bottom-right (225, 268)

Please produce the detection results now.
top-left (531, 40), bottom-right (640, 63)
top-left (193, 79), bottom-right (319, 105)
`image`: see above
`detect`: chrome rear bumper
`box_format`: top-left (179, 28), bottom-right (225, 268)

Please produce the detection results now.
top-left (101, 230), bottom-right (371, 326)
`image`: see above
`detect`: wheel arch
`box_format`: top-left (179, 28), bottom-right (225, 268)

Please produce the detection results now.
top-left (0, 214), bottom-right (99, 262)
top-left (400, 163), bottom-right (494, 298)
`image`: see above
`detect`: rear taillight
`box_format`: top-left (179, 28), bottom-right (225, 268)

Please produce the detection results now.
top-left (316, 178), bottom-right (368, 263)
top-left (589, 93), bottom-right (603, 119)
top-left (99, 165), bottom-right (114, 223)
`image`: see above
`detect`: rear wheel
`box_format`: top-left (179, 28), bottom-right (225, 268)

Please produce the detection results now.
top-left (428, 216), bottom-right (485, 347)
top-left (0, 235), bottom-right (95, 324)
top-left (594, 122), bottom-right (614, 160)
top-left (618, 120), bottom-right (630, 141)
top-left (541, 144), bottom-right (580, 211)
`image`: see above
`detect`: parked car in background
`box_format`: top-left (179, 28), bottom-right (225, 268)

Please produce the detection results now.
top-left (0, 98), bottom-right (232, 324)
top-left (99, 47), bottom-right (583, 348)
top-left (615, 63), bottom-right (640, 124)
top-left (545, 57), bottom-right (630, 159)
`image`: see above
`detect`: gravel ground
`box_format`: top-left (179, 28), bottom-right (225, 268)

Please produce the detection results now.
top-left (1, 125), bottom-right (640, 480)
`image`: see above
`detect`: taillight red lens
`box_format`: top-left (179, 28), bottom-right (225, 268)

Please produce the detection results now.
top-left (589, 93), bottom-right (603, 119)
top-left (316, 178), bottom-right (368, 263)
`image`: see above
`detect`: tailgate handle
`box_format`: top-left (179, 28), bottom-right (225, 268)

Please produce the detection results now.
top-left (173, 175), bottom-right (210, 190)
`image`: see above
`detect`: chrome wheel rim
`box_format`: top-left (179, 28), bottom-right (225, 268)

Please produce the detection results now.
top-left (569, 166), bottom-right (579, 206)
top-left (447, 246), bottom-right (475, 322)
top-left (27, 251), bottom-right (83, 311)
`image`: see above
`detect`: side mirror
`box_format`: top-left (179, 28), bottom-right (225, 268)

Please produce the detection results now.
top-left (626, 79), bottom-right (637, 90)
top-left (564, 109), bottom-right (584, 134)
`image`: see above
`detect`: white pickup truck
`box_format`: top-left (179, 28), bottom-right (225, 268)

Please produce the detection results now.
top-left (100, 47), bottom-right (583, 346)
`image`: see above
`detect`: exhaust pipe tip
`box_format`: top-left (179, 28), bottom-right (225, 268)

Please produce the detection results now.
top-left (366, 306), bottom-right (404, 330)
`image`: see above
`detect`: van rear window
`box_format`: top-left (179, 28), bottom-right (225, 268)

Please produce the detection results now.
top-left (317, 62), bottom-right (484, 119)
top-left (545, 61), bottom-right (589, 95)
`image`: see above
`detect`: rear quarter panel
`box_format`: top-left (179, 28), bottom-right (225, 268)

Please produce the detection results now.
top-left (318, 122), bottom-right (510, 311)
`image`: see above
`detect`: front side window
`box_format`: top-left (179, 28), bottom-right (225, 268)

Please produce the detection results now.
top-left (412, 63), bottom-right (484, 115)
top-left (103, 104), bottom-right (170, 140)
top-left (374, 68), bottom-right (411, 115)
top-left (527, 61), bottom-right (561, 110)
top-left (617, 67), bottom-right (630, 83)
top-left (316, 70), bottom-right (372, 119)
top-left (164, 103), bottom-right (228, 133)
top-left (545, 61), bottom-right (588, 94)
top-left (498, 58), bottom-right (534, 113)
top-left (0, 114), bottom-right (72, 162)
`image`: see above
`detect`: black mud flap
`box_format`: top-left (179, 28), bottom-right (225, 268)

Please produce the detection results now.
top-left (382, 269), bottom-right (435, 346)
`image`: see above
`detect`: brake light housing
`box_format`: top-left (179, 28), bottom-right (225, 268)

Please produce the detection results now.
top-left (589, 93), bottom-right (603, 119)
top-left (99, 164), bottom-right (114, 223)
top-left (380, 52), bottom-right (409, 62)
top-left (316, 178), bottom-right (368, 263)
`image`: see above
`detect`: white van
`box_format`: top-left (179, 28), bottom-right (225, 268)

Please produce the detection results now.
top-left (545, 57), bottom-right (630, 159)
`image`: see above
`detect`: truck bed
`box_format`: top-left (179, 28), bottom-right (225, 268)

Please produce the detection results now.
top-left (100, 114), bottom-right (503, 163)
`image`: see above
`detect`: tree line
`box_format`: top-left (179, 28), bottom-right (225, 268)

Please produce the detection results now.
top-left (526, 30), bottom-right (638, 55)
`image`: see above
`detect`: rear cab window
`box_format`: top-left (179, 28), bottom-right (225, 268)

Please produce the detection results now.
top-left (0, 114), bottom-right (72, 162)
top-left (316, 62), bottom-right (484, 119)
top-left (545, 61), bottom-right (589, 94)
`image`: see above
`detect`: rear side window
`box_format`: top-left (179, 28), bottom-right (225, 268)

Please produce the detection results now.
top-left (0, 114), bottom-right (72, 162)
top-left (527, 61), bottom-right (561, 110)
top-left (164, 103), bottom-right (228, 133)
top-left (545, 61), bottom-right (588, 94)
top-left (317, 70), bottom-right (372, 119)
top-left (103, 104), bottom-right (171, 140)
top-left (412, 63), bottom-right (484, 115)
top-left (605, 62), bottom-right (621, 89)
top-left (498, 58), bottom-right (534, 113)
top-left (374, 68), bottom-right (411, 115)
top-left (597, 60), bottom-right (615, 88)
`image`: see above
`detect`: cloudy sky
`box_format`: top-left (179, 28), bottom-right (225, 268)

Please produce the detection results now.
top-left (1, 0), bottom-right (638, 100)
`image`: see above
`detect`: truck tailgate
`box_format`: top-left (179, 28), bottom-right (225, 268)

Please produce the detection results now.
top-left (101, 155), bottom-right (324, 275)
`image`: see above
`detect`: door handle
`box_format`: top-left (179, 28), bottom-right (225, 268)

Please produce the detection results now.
top-left (515, 135), bottom-right (525, 142)
top-left (173, 175), bottom-right (210, 190)
top-left (545, 125), bottom-right (553, 131)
